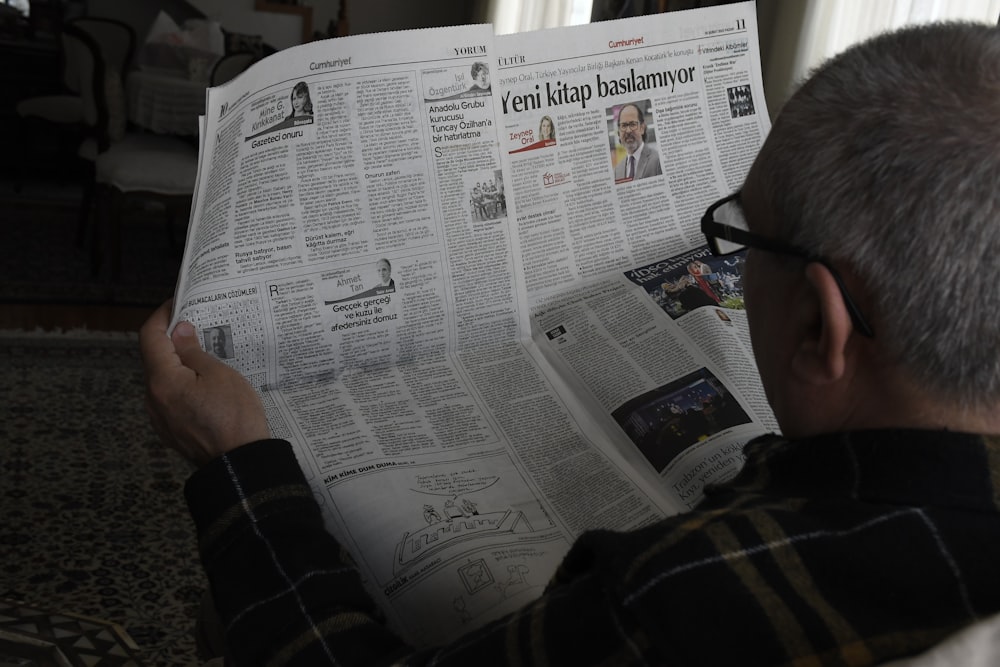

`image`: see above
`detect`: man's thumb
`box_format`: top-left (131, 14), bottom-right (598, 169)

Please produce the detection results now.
top-left (171, 321), bottom-right (215, 372)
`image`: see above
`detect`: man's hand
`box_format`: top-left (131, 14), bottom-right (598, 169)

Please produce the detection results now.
top-left (140, 300), bottom-right (270, 466)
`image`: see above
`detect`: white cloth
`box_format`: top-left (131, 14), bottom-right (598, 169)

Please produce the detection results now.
top-left (126, 70), bottom-right (206, 136)
top-left (879, 613), bottom-right (1000, 667)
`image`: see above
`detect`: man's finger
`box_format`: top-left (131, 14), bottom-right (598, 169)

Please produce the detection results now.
top-left (171, 321), bottom-right (225, 376)
top-left (139, 300), bottom-right (181, 372)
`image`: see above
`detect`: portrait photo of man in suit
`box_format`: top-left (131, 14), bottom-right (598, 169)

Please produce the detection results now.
top-left (612, 101), bottom-right (663, 182)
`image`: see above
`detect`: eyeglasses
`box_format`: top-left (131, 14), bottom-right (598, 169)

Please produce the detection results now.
top-left (701, 191), bottom-right (874, 337)
top-left (619, 121), bottom-right (641, 131)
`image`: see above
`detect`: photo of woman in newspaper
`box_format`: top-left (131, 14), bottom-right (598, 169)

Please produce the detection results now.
top-left (245, 81), bottom-right (315, 141)
top-left (611, 367), bottom-right (752, 473)
top-left (507, 116), bottom-right (557, 154)
top-left (470, 61), bottom-right (490, 91)
top-left (539, 115), bottom-right (555, 142)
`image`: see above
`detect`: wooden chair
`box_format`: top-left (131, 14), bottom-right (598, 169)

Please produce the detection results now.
top-left (15, 28), bottom-right (87, 152)
top-left (69, 16), bottom-right (136, 248)
top-left (73, 17), bottom-right (199, 280)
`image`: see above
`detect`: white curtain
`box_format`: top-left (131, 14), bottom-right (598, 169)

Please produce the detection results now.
top-left (778, 0), bottom-right (1000, 105)
top-left (489, 0), bottom-right (593, 34)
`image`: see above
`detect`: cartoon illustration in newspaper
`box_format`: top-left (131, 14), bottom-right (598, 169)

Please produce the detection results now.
top-left (394, 471), bottom-right (535, 577)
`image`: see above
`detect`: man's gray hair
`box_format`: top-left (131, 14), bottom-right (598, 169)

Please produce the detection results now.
top-left (758, 22), bottom-right (1000, 404)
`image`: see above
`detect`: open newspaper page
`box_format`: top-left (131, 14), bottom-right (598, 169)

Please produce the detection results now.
top-left (172, 24), bottom-right (682, 647)
top-left (497, 1), bottom-right (778, 512)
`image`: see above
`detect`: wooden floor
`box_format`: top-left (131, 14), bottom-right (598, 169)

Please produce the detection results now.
top-left (0, 303), bottom-right (156, 332)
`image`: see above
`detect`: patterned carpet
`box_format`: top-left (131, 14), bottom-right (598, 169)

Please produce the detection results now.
top-left (0, 330), bottom-right (206, 666)
top-left (0, 181), bottom-right (183, 306)
top-left (0, 598), bottom-right (143, 664)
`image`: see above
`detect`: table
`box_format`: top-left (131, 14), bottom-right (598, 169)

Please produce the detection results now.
top-left (126, 69), bottom-right (207, 137)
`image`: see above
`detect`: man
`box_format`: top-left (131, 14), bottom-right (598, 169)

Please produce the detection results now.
top-left (375, 257), bottom-right (395, 294)
top-left (472, 181), bottom-right (486, 218)
top-left (613, 102), bottom-right (663, 181)
top-left (205, 326), bottom-right (229, 359)
top-left (141, 23), bottom-right (1000, 665)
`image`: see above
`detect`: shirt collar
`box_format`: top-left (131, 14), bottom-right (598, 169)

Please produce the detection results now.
top-left (707, 430), bottom-right (1000, 513)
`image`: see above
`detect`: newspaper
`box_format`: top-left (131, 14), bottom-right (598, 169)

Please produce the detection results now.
top-left (172, 1), bottom-right (772, 647)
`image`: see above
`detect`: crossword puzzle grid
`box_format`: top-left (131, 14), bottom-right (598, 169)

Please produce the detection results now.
top-left (186, 295), bottom-right (267, 374)
top-left (186, 295), bottom-right (298, 439)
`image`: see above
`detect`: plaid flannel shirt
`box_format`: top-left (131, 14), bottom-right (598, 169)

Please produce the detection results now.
top-left (185, 430), bottom-right (1000, 666)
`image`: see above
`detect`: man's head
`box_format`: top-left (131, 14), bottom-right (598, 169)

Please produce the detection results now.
top-left (208, 327), bottom-right (227, 358)
top-left (617, 103), bottom-right (646, 154)
top-left (739, 22), bottom-right (1000, 435)
top-left (377, 258), bottom-right (392, 284)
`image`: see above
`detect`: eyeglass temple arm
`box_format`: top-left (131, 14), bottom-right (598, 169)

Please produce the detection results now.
top-left (701, 218), bottom-right (875, 338)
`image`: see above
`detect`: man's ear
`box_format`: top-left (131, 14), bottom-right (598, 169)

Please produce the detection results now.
top-left (789, 262), bottom-right (854, 384)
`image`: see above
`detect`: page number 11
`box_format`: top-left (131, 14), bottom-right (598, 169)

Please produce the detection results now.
top-left (736, 18), bottom-right (746, 30)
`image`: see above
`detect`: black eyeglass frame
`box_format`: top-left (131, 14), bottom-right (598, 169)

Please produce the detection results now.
top-left (701, 192), bottom-right (875, 338)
